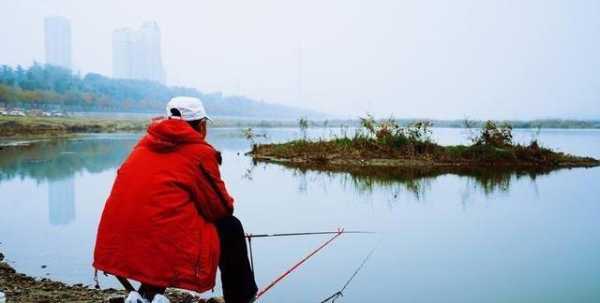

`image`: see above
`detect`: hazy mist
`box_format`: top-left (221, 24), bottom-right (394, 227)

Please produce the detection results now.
top-left (1, 0), bottom-right (599, 119)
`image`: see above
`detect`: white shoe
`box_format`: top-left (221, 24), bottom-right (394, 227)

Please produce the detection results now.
top-left (125, 291), bottom-right (149, 303)
top-left (151, 294), bottom-right (170, 303)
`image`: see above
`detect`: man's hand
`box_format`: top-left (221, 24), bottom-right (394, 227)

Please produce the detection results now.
top-left (216, 150), bottom-right (222, 166)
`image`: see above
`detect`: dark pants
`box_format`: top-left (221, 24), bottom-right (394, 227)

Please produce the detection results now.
top-left (215, 216), bottom-right (258, 303)
top-left (140, 216), bottom-right (258, 303)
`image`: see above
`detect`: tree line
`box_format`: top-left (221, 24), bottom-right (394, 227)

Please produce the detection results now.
top-left (0, 63), bottom-right (320, 118)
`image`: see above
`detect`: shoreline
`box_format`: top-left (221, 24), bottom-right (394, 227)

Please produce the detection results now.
top-left (253, 154), bottom-right (600, 169)
top-left (0, 116), bottom-right (148, 138)
top-left (0, 252), bottom-right (121, 303)
top-left (0, 115), bottom-right (295, 138)
top-left (0, 253), bottom-right (208, 303)
top-left (252, 155), bottom-right (600, 179)
top-left (2, 115), bottom-right (600, 139)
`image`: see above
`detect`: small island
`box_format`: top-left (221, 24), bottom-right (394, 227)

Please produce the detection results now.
top-left (250, 117), bottom-right (600, 174)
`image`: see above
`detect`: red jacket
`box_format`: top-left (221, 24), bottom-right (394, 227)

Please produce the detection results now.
top-left (93, 118), bottom-right (234, 292)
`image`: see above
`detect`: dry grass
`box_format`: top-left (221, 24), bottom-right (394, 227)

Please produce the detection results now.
top-left (0, 116), bottom-right (148, 137)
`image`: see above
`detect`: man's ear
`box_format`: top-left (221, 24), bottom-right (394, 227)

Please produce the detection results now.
top-left (197, 120), bottom-right (208, 138)
top-left (170, 108), bottom-right (182, 117)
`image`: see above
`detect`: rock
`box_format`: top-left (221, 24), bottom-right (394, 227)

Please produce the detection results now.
top-left (206, 297), bottom-right (225, 303)
top-left (0, 252), bottom-right (4, 261)
top-left (107, 296), bottom-right (125, 303)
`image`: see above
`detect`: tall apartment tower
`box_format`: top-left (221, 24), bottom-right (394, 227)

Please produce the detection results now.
top-left (112, 28), bottom-right (135, 79)
top-left (112, 21), bottom-right (166, 84)
top-left (44, 16), bottom-right (72, 69)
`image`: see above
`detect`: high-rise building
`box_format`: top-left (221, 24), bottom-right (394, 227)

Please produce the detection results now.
top-left (112, 28), bottom-right (135, 79)
top-left (44, 16), bottom-right (72, 69)
top-left (112, 21), bottom-right (166, 84)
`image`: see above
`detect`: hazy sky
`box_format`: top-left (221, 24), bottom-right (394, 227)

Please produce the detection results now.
top-left (1, 0), bottom-right (599, 119)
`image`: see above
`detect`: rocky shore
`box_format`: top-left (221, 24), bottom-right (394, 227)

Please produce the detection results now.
top-left (0, 253), bottom-right (208, 303)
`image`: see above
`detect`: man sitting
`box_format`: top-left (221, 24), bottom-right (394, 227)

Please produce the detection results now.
top-left (93, 96), bottom-right (257, 303)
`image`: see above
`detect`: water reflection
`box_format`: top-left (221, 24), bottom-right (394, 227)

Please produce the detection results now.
top-left (0, 135), bottom-right (139, 226)
top-left (48, 176), bottom-right (75, 225)
top-left (249, 160), bottom-right (557, 201)
top-left (0, 136), bottom-right (137, 182)
top-left (0, 133), bottom-right (563, 213)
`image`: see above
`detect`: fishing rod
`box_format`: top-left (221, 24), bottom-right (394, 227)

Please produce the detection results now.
top-left (246, 230), bottom-right (374, 239)
top-left (245, 230), bottom-right (374, 272)
top-left (254, 228), bottom-right (345, 300)
top-left (248, 228), bottom-right (376, 300)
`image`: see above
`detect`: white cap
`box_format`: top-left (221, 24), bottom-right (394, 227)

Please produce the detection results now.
top-left (166, 96), bottom-right (211, 121)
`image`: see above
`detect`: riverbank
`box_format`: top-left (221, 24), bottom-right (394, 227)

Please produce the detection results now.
top-left (3, 115), bottom-right (600, 139)
top-left (0, 115), bottom-right (305, 138)
top-left (0, 116), bottom-right (147, 138)
top-left (0, 253), bottom-right (209, 302)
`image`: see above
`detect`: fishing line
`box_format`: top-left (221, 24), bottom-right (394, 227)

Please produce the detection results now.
top-left (319, 239), bottom-right (381, 303)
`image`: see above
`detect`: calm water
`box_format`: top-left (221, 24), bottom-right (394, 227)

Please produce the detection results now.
top-left (1, 128), bottom-right (599, 302)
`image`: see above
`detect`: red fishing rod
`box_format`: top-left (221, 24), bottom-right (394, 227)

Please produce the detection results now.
top-left (253, 228), bottom-right (345, 300)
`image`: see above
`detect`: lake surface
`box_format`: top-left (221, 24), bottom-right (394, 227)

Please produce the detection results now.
top-left (1, 128), bottom-right (599, 302)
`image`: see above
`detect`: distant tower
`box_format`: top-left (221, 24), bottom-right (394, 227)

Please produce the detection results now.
top-left (44, 16), bottom-right (72, 69)
top-left (139, 21), bottom-right (166, 84)
top-left (112, 21), bottom-right (166, 84)
top-left (112, 28), bottom-right (134, 79)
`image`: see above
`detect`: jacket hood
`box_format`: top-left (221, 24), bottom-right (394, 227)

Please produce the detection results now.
top-left (141, 118), bottom-right (204, 151)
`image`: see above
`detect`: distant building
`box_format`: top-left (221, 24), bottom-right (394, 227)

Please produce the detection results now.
top-left (112, 28), bottom-right (134, 79)
top-left (112, 21), bottom-right (166, 84)
top-left (44, 16), bottom-right (72, 69)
